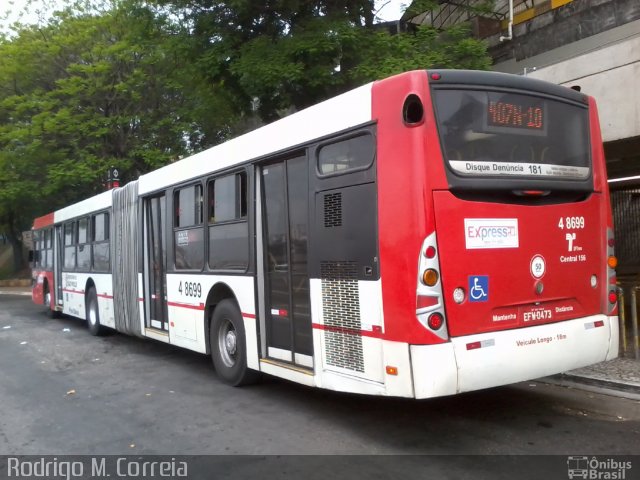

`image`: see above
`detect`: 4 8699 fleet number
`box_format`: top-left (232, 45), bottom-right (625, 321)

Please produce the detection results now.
top-left (178, 281), bottom-right (202, 298)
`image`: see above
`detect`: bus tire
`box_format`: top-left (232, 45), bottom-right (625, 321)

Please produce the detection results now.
top-left (44, 283), bottom-right (61, 319)
top-left (86, 287), bottom-right (106, 336)
top-left (210, 299), bottom-right (259, 386)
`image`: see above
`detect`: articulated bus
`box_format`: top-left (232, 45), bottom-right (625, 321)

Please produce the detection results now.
top-left (31, 70), bottom-right (619, 398)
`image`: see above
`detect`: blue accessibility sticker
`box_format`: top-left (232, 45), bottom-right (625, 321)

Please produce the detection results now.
top-left (469, 275), bottom-right (489, 302)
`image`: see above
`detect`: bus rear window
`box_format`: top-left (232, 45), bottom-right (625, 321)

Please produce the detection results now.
top-left (433, 89), bottom-right (591, 181)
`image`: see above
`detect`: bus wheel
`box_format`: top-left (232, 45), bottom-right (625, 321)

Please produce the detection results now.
top-left (44, 283), bottom-right (60, 319)
top-left (86, 287), bottom-right (105, 336)
top-left (210, 299), bottom-right (258, 386)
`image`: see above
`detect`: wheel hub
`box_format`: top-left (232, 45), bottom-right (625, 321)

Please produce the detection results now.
top-left (225, 331), bottom-right (237, 355)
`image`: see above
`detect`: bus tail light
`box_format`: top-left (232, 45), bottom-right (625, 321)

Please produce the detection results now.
top-left (428, 313), bottom-right (444, 330)
top-left (606, 228), bottom-right (617, 314)
top-left (416, 232), bottom-right (449, 340)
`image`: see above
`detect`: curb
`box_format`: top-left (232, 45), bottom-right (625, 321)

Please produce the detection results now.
top-left (0, 290), bottom-right (31, 296)
top-left (540, 374), bottom-right (640, 401)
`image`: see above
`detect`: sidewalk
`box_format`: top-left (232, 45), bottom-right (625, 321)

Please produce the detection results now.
top-left (544, 357), bottom-right (640, 400)
top-left (0, 286), bottom-right (637, 398)
top-left (0, 285), bottom-right (32, 296)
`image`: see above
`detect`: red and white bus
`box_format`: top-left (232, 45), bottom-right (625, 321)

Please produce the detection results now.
top-left (31, 69), bottom-right (619, 398)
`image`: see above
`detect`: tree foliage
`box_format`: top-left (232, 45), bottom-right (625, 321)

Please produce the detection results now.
top-left (0, 0), bottom-right (239, 271)
top-left (0, 0), bottom-right (491, 274)
top-left (155, 0), bottom-right (491, 121)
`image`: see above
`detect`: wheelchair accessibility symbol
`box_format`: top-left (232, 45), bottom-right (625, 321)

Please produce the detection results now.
top-left (469, 275), bottom-right (489, 302)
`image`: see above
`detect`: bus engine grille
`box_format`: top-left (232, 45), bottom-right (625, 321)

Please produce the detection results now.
top-left (320, 261), bottom-right (364, 373)
top-left (323, 192), bottom-right (343, 228)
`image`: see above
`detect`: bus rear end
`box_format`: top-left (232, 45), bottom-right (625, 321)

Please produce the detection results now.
top-left (374, 70), bottom-right (618, 398)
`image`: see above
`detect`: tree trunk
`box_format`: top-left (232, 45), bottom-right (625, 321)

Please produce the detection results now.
top-left (6, 230), bottom-right (25, 274)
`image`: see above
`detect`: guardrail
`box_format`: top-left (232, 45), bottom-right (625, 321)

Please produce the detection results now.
top-left (618, 285), bottom-right (640, 360)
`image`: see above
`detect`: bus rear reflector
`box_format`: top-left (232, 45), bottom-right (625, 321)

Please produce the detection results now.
top-left (417, 295), bottom-right (438, 310)
top-left (594, 320), bottom-right (605, 328)
top-left (386, 366), bottom-right (398, 376)
top-left (466, 339), bottom-right (496, 350)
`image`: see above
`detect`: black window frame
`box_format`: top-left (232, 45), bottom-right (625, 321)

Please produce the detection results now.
top-left (91, 211), bottom-right (110, 272)
top-left (63, 221), bottom-right (77, 270)
top-left (206, 170), bottom-right (249, 272)
top-left (208, 171), bottom-right (248, 225)
top-left (316, 131), bottom-right (376, 178)
top-left (173, 183), bottom-right (205, 271)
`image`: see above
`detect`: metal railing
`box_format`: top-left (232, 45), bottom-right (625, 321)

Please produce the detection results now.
top-left (618, 285), bottom-right (640, 360)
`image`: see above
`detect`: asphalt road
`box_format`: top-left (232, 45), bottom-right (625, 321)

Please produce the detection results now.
top-left (0, 294), bottom-right (638, 477)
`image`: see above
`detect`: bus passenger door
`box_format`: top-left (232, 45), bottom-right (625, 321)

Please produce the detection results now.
top-left (259, 156), bottom-right (313, 368)
top-left (143, 195), bottom-right (168, 331)
top-left (54, 225), bottom-right (63, 308)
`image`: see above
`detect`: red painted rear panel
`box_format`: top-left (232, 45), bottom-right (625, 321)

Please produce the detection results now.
top-left (433, 191), bottom-right (605, 336)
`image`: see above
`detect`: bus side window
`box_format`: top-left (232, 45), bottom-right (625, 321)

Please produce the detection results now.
top-left (208, 172), bottom-right (248, 271)
top-left (92, 212), bottom-right (110, 272)
top-left (63, 222), bottom-right (77, 270)
top-left (318, 133), bottom-right (374, 176)
top-left (174, 184), bottom-right (204, 270)
top-left (77, 217), bottom-right (91, 270)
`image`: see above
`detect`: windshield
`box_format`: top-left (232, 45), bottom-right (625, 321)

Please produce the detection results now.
top-left (433, 89), bottom-right (591, 181)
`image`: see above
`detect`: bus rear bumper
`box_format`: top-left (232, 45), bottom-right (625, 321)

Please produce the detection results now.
top-left (410, 314), bottom-right (618, 399)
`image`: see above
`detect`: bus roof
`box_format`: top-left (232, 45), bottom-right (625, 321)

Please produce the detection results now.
top-left (54, 189), bottom-right (113, 223)
top-left (137, 82), bottom-right (373, 195)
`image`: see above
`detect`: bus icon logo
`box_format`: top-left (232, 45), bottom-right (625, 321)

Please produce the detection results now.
top-left (469, 276), bottom-right (489, 302)
top-left (567, 456), bottom-right (589, 479)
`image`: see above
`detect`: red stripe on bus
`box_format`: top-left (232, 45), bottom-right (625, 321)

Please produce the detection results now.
top-left (243, 313), bottom-right (256, 319)
top-left (312, 322), bottom-right (383, 339)
top-left (97, 293), bottom-right (113, 299)
top-left (62, 288), bottom-right (85, 295)
top-left (167, 301), bottom-right (205, 311)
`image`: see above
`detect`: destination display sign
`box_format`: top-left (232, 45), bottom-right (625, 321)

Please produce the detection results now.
top-left (485, 93), bottom-right (546, 135)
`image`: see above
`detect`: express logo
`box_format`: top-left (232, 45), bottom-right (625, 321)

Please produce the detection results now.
top-left (464, 219), bottom-right (519, 249)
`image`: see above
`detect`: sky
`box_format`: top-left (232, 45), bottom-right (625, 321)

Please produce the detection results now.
top-left (1, 0), bottom-right (408, 31)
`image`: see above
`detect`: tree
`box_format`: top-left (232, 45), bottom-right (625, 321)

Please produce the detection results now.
top-left (0, 0), bottom-right (492, 275)
top-left (151, 0), bottom-right (491, 122)
top-left (0, 0), bottom-right (240, 273)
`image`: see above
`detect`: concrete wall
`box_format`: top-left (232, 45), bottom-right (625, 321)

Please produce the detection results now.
top-left (522, 33), bottom-right (640, 143)
top-left (489, 0), bottom-right (640, 64)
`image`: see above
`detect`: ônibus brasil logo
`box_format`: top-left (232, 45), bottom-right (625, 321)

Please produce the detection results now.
top-left (567, 456), bottom-right (632, 479)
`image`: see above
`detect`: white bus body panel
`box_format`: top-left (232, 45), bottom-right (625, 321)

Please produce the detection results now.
top-left (164, 274), bottom-right (256, 359)
top-left (411, 314), bottom-right (616, 399)
top-left (60, 272), bottom-right (114, 327)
